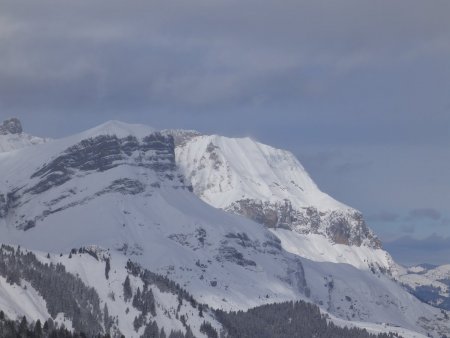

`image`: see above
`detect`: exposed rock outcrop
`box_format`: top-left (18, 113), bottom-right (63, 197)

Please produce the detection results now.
top-left (227, 199), bottom-right (382, 248)
top-left (1, 132), bottom-right (191, 230)
top-left (0, 118), bottom-right (23, 135)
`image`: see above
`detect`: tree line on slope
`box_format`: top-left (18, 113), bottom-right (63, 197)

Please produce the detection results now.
top-left (126, 261), bottom-right (403, 338)
top-left (125, 261), bottom-right (200, 338)
top-left (0, 245), bottom-right (210, 338)
top-left (0, 246), bottom-right (409, 338)
top-left (0, 310), bottom-right (198, 338)
top-left (0, 311), bottom-right (110, 338)
top-left (214, 301), bottom-right (403, 338)
top-left (0, 245), bottom-right (107, 335)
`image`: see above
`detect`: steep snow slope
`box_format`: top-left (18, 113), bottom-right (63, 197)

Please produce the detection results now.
top-left (176, 134), bottom-right (346, 211)
top-left (175, 134), bottom-right (382, 263)
top-left (272, 230), bottom-right (393, 271)
top-left (0, 121), bottom-right (310, 311)
top-left (0, 245), bottom-right (429, 338)
top-left (0, 121), bottom-right (448, 337)
top-left (0, 118), bottom-right (49, 153)
top-left (48, 248), bottom-right (223, 338)
top-left (0, 244), bottom-right (221, 337)
top-left (0, 276), bottom-right (50, 323)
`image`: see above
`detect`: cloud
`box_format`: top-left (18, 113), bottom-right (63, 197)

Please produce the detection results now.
top-left (441, 218), bottom-right (450, 226)
top-left (407, 208), bottom-right (442, 221)
top-left (334, 160), bottom-right (373, 175)
top-left (0, 0), bottom-right (450, 141)
top-left (298, 150), bottom-right (373, 178)
top-left (296, 150), bottom-right (341, 173)
top-left (384, 234), bottom-right (450, 266)
top-left (399, 224), bottom-right (415, 234)
top-left (367, 211), bottom-right (400, 223)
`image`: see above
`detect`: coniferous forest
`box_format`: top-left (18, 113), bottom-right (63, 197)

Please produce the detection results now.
top-left (0, 245), bottom-right (403, 338)
top-left (215, 301), bottom-right (402, 338)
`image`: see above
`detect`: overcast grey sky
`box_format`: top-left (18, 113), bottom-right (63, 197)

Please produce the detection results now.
top-left (1, 0), bottom-right (449, 264)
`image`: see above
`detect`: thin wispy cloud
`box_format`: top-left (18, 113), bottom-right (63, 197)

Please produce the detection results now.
top-left (384, 235), bottom-right (450, 266)
top-left (367, 211), bottom-right (400, 223)
top-left (407, 208), bottom-right (442, 221)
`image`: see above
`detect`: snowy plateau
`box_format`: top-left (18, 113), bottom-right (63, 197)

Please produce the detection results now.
top-left (0, 118), bottom-right (448, 337)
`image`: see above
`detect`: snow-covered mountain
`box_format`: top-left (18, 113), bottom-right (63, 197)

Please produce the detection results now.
top-left (0, 118), bottom-right (49, 153)
top-left (0, 244), bottom-right (428, 338)
top-left (0, 119), bottom-right (448, 337)
top-left (0, 244), bottom-right (222, 337)
top-left (397, 264), bottom-right (450, 311)
top-left (172, 132), bottom-right (387, 277)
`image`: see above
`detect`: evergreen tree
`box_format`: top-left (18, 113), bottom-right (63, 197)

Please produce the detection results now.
top-left (200, 321), bottom-right (218, 338)
top-left (105, 258), bottom-right (111, 280)
top-left (34, 319), bottom-right (43, 337)
top-left (18, 316), bottom-right (28, 336)
top-left (141, 320), bottom-right (159, 338)
top-left (123, 275), bottom-right (132, 302)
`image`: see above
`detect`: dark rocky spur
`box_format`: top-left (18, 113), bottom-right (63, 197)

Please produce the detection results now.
top-left (0, 118), bottom-right (23, 135)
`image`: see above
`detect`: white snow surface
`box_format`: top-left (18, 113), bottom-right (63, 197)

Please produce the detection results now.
top-left (396, 264), bottom-right (450, 302)
top-left (74, 120), bottom-right (156, 141)
top-left (271, 230), bottom-right (393, 272)
top-left (0, 133), bottom-right (49, 153)
top-left (45, 249), bottom-right (220, 338)
top-left (0, 121), bottom-right (448, 337)
top-left (330, 314), bottom-right (428, 338)
top-left (175, 134), bottom-right (349, 211)
top-left (0, 246), bottom-right (218, 337)
top-left (0, 246), bottom-right (430, 338)
top-left (0, 276), bottom-right (49, 322)
top-left (174, 132), bottom-right (389, 269)
top-left (423, 264), bottom-right (450, 282)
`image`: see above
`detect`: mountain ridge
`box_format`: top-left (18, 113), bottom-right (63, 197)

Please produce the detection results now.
top-left (0, 118), bottom-right (49, 153)
top-left (0, 118), bottom-right (448, 337)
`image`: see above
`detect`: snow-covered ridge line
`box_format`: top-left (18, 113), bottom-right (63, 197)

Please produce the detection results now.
top-left (0, 118), bottom-right (50, 153)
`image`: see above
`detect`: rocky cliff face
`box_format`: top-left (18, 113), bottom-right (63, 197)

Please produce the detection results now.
top-left (174, 133), bottom-right (382, 249)
top-left (0, 131), bottom-right (189, 230)
top-left (227, 199), bottom-right (381, 248)
top-left (28, 133), bottom-right (181, 195)
top-left (0, 194), bottom-right (7, 218)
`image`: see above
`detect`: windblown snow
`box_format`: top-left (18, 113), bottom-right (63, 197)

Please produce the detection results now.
top-left (175, 134), bottom-right (347, 211)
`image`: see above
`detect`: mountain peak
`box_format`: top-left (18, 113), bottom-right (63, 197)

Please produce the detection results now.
top-left (0, 118), bottom-right (49, 153)
top-left (0, 118), bottom-right (23, 135)
top-left (75, 120), bottom-right (156, 140)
